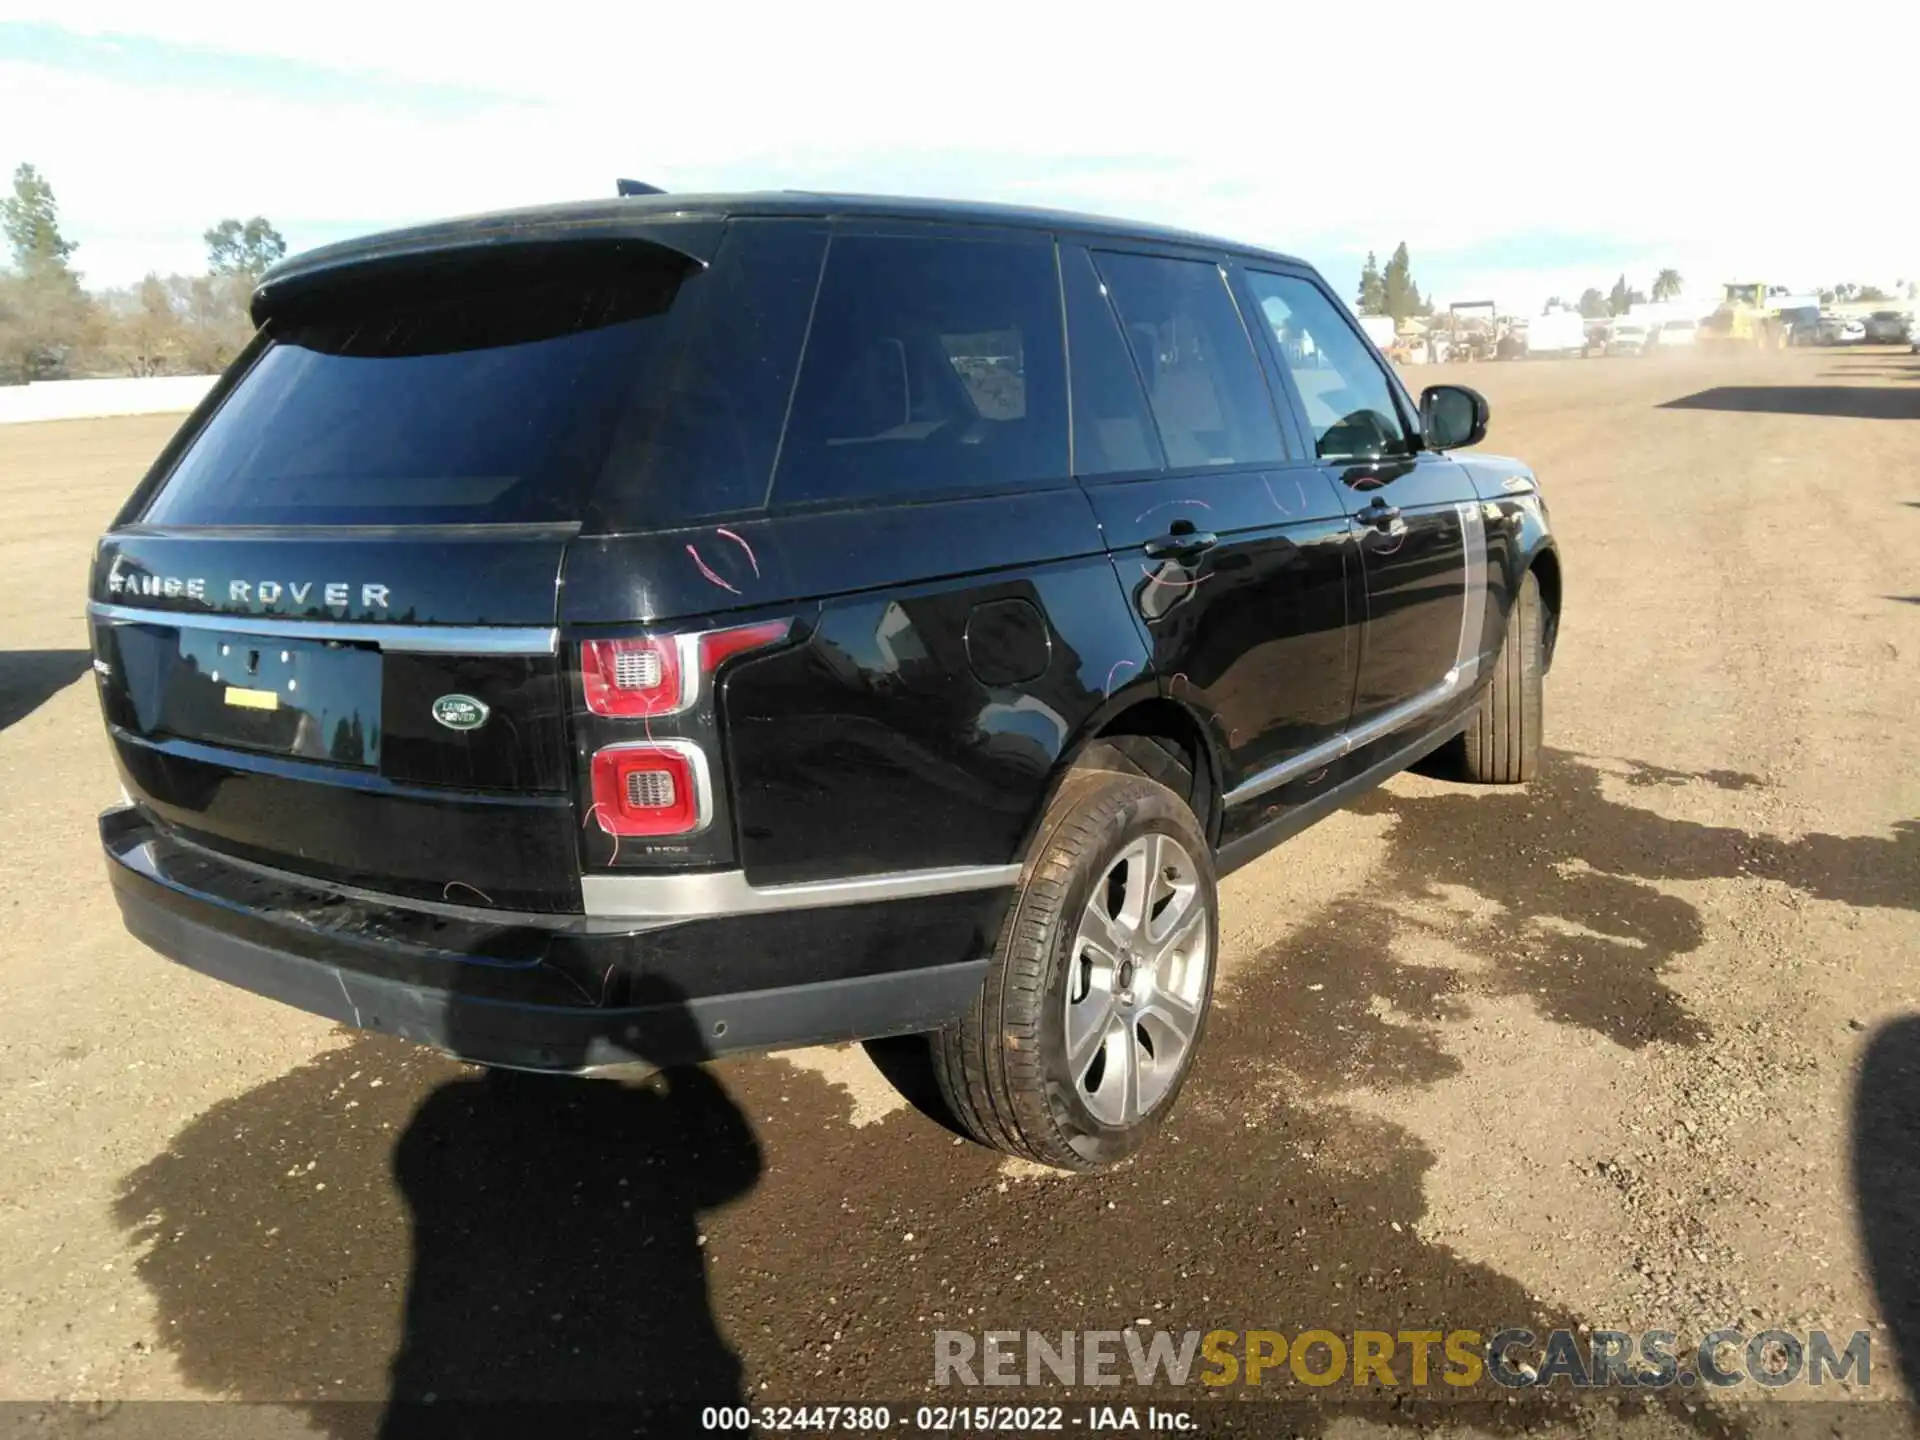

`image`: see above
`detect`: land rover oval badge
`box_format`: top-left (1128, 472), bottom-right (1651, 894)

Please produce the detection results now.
top-left (432, 694), bottom-right (490, 731)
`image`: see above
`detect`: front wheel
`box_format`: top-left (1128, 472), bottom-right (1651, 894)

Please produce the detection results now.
top-left (1456, 568), bottom-right (1545, 784)
top-left (932, 764), bottom-right (1217, 1172)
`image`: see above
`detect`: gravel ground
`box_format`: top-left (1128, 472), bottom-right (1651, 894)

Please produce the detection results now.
top-left (1, 348), bottom-right (1916, 1437)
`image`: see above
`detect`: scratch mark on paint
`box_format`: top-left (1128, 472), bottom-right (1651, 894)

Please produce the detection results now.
top-left (599, 963), bottom-right (619, 1006)
top-left (1133, 498), bottom-right (1215, 524)
top-left (583, 802), bottom-right (623, 865)
top-left (1104, 659), bottom-right (1136, 694)
top-left (442, 880), bottom-right (494, 906)
top-left (1140, 564), bottom-right (1212, 591)
top-left (333, 970), bottom-right (363, 1029)
top-left (541, 960), bottom-right (599, 1006)
top-left (686, 544), bottom-right (741, 594)
top-left (715, 527), bottom-right (761, 578)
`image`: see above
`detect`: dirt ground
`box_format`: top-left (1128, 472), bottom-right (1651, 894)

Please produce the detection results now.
top-left (1, 348), bottom-right (1916, 1437)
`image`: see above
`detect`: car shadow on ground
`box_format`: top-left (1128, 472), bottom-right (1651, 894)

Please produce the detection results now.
top-left (0, 648), bottom-right (91, 734)
top-left (111, 749), bottom-right (1918, 1434)
top-left (1855, 1017), bottom-right (1920, 1401)
top-left (115, 975), bottom-right (761, 1438)
top-left (1659, 387), bottom-right (1920, 420)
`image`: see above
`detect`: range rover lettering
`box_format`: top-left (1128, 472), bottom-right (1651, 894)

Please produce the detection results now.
top-left (91, 189), bottom-right (1561, 1171)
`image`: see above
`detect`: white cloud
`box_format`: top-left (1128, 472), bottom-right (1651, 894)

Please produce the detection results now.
top-left (4, 1), bottom-right (1917, 298)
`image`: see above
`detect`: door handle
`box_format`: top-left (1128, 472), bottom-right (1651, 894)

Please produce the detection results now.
top-left (1142, 530), bottom-right (1219, 560)
top-left (1356, 499), bottom-right (1402, 529)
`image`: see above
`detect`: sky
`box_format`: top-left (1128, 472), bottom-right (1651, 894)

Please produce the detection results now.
top-left (3, 2), bottom-right (1917, 315)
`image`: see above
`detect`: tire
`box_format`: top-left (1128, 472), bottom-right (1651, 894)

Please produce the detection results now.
top-left (1457, 568), bottom-right (1545, 784)
top-left (932, 760), bottom-right (1218, 1172)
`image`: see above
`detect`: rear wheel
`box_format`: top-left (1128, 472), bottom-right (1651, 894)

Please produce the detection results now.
top-left (932, 762), bottom-right (1217, 1171)
top-left (1457, 568), bottom-right (1545, 784)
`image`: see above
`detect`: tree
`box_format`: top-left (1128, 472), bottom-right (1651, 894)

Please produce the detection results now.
top-left (1652, 269), bottom-right (1683, 302)
top-left (1355, 251), bottom-right (1386, 316)
top-left (1542, 296), bottom-right (1565, 313)
top-left (0, 164), bottom-right (96, 383)
top-left (96, 275), bottom-right (187, 377)
top-left (1856, 285), bottom-right (1889, 303)
top-left (204, 217), bottom-right (287, 279)
top-left (1578, 287), bottom-right (1608, 319)
top-left (1381, 242), bottom-right (1426, 324)
top-left (2, 163), bottom-right (78, 272)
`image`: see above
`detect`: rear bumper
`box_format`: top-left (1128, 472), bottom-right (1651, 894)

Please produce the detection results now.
top-left (103, 808), bottom-right (997, 1073)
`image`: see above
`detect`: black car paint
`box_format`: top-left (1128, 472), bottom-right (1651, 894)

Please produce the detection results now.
top-left (92, 190), bottom-right (1559, 1072)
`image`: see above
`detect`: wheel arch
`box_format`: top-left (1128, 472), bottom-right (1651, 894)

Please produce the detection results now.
top-left (1527, 544), bottom-right (1562, 669)
top-left (1015, 693), bottom-right (1224, 867)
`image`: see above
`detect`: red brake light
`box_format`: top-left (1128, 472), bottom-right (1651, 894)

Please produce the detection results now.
top-left (590, 742), bottom-right (709, 837)
top-left (699, 619), bottom-right (792, 673)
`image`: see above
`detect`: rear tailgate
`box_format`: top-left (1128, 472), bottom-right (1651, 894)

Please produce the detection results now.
top-left (90, 239), bottom-right (715, 913)
top-left (93, 532), bottom-right (578, 911)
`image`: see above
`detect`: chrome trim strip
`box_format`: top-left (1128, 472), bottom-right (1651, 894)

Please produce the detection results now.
top-left (1222, 665), bottom-right (1473, 808)
top-left (86, 602), bottom-right (557, 656)
top-left (581, 862), bottom-right (1024, 920)
top-left (1456, 500), bottom-right (1490, 672)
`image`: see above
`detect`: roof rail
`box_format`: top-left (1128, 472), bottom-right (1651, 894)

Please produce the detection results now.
top-left (616, 179), bottom-right (667, 197)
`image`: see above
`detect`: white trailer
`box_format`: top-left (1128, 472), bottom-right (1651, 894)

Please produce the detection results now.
top-left (1359, 315), bottom-right (1397, 351)
top-left (1527, 309), bottom-right (1587, 356)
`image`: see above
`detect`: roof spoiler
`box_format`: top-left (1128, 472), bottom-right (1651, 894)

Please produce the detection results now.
top-left (250, 210), bottom-right (719, 327)
top-left (617, 179), bottom-right (667, 197)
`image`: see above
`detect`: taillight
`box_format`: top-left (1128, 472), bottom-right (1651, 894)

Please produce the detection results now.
top-left (590, 742), bottom-right (710, 837)
top-left (581, 635), bottom-right (686, 717)
top-left (581, 620), bottom-right (793, 718)
top-left (578, 618), bottom-right (792, 855)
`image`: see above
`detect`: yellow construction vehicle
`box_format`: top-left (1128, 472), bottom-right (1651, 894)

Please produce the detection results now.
top-left (1699, 283), bottom-right (1790, 349)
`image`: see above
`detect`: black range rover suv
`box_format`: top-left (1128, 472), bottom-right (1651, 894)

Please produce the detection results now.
top-left (91, 191), bottom-right (1560, 1171)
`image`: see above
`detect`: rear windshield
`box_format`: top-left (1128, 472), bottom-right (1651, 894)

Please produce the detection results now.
top-left (144, 264), bottom-right (689, 527)
top-left (141, 222), bottom-right (827, 531)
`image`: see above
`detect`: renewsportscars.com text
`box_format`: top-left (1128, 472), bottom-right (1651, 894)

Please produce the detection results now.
top-left (934, 1327), bottom-right (1871, 1390)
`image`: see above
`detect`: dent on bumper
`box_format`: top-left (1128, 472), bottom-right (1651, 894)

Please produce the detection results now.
top-left (103, 810), bottom-right (995, 1073)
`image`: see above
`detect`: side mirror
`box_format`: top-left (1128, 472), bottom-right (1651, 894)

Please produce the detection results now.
top-left (1421, 383), bottom-right (1489, 450)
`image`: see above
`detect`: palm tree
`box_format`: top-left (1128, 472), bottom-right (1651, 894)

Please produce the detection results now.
top-left (1652, 269), bottom-right (1683, 302)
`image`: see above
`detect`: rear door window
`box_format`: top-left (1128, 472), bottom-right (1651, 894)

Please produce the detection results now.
top-left (768, 231), bottom-right (1069, 508)
top-left (1088, 250), bottom-right (1285, 471)
top-left (1062, 247), bottom-right (1165, 477)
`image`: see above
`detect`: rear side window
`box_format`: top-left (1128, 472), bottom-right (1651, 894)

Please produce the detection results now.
top-left (1089, 251), bottom-right (1284, 470)
top-left (586, 220), bottom-right (824, 531)
top-left (769, 232), bottom-right (1068, 508)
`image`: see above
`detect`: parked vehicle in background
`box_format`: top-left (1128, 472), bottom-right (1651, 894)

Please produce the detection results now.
top-left (1779, 305), bottom-right (1823, 347)
top-left (1654, 316), bottom-right (1698, 348)
top-left (87, 186), bottom-right (1561, 1173)
top-left (1863, 310), bottom-right (1912, 344)
top-left (1818, 314), bottom-right (1867, 345)
top-left (1605, 320), bottom-right (1651, 356)
top-left (1526, 308), bottom-right (1587, 357)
